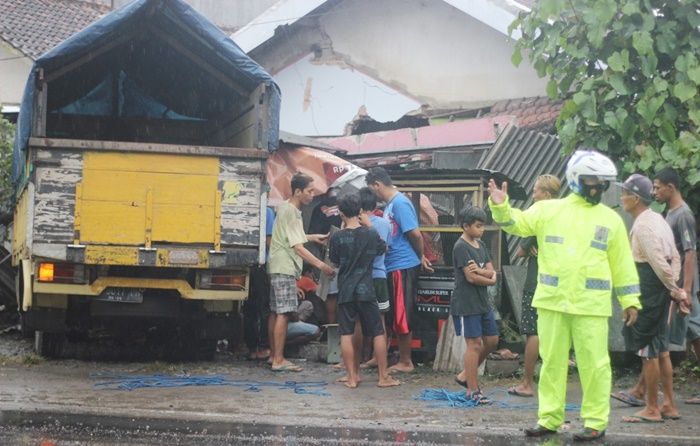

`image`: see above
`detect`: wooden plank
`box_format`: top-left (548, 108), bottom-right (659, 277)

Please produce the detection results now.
top-left (81, 169), bottom-right (218, 205)
top-left (220, 210), bottom-right (260, 246)
top-left (34, 149), bottom-right (82, 169)
top-left (219, 159), bottom-right (264, 176)
top-left (32, 70), bottom-right (47, 137)
top-left (29, 138), bottom-right (268, 159)
top-left (33, 161), bottom-right (82, 244)
top-left (220, 178), bottom-right (261, 209)
top-left (207, 105), bottom-right (255, 146)
top-left (84, 151), bottom-right (219, 175)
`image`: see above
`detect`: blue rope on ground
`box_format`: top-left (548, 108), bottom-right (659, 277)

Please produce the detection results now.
top-left (415, 387), bottom-right (581, 411)
top-left (89, 373), bottom-right (330, 396)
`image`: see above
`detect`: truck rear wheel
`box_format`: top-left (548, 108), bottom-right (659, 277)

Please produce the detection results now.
top-left (34, 331), bottom-right (65, 358)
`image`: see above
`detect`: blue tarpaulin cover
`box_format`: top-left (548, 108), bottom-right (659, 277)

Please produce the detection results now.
top-left (12, 0), bottom-right (280, 186)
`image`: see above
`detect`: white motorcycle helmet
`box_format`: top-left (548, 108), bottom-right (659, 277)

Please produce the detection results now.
top-left (565, 150), bottom-right (618, 204)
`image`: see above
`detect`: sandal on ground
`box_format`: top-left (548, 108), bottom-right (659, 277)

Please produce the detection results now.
top-left (507, 385), bottom-right (534, 397)
top-left (271, 363), bottom-right (303, 372)
top-left (573, 427), bottom-right (605, 442)
top-left (610, 390), bottom-right (644, 407)
top-left (621, 415), bottom-right (664, 423)
top-left (524, 424), bottom-right (556, 438)
top-left (466, 389), bottom-right (491, 405)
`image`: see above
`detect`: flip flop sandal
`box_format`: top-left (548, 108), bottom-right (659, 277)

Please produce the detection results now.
top-left (661, 414), bottom-right (681, 420)
top-left (622, 415), bottom-right (664, 423)
top-left (610, 391), bottom-right (645, 407)
top-left (271, 363), bottom-right (303, 372)
top-left (507, 386), bottom-right (534, 397)
top-left (454, 377), bottom-right (468, 389)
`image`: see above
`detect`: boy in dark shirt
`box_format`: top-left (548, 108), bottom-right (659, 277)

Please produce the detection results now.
top-left (329, 194), bottom-right (401, 389)
top-left (452, 206), bottom-right (499, 404)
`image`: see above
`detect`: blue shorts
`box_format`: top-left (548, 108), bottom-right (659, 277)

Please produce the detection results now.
top-left (453, 311), bottom-right (499, 338)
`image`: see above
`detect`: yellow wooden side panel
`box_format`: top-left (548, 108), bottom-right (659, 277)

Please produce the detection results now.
top-left (80, 152), bottom-right (219, 245)
top-left (12, 187), bottom-right (29, 265)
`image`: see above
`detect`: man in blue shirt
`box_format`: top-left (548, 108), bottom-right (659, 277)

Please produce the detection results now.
top-left (366, 167), bottom-right (433, 373)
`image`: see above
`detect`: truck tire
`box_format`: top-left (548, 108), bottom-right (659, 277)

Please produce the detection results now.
top-left (34, 331), bottom-right (65, 358)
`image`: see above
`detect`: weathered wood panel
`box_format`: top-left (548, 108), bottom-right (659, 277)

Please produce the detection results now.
top-left (219, 159), bottom-right (262, 246)
top-left (80, 152), bottom-right (219, 246)
top-left (32, 149), bottom-right (82, 244)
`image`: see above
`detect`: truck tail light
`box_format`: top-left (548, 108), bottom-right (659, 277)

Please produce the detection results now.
top-left (37, 262), bottom-right (86, 284)
top-left (198, 270), bottom-right (247, 291)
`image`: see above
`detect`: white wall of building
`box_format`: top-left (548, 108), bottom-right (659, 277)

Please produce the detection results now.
top-left (318, 0), bottom-right (546, 108)
top-left (0, 44), bottom-right (32, 108)
top-left (275, 54), bottom-right (421, 135)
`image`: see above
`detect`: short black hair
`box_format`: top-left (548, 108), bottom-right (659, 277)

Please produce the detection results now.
top-left (653, 167), bottom-right (680, 189)
top-left (291, 172), bottom-right (313, 194)
top-left (359, 187), bottom-right (377, 212)
top-left (338, 193), bottom-right (361, 218)
top-left (365, 167), bottom-right (393, 187)
top-left (458, 206), bottom-right (488, 227)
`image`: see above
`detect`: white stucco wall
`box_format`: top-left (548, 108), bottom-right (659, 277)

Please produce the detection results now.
top-left (0, 44), bottom-right (32, 108)
top-left (275, 54), bottom-right (421, 136)
top-left (318, 0), bottom-right (546, 108)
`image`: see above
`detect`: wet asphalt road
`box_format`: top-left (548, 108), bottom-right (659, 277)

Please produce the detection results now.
top-left (1, 411), bottom-right (697, 446)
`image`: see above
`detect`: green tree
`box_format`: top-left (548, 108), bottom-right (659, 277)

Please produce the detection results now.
top-left (0, 110), bottom-right (15, 226)
top-left (510, 0), bottom-right (700, 197)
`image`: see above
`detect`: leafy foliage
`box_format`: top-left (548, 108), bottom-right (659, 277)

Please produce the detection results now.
top-left (510, 0), bottom-right (700, 198)
top-left (0, 110), bottom-right (14, 224)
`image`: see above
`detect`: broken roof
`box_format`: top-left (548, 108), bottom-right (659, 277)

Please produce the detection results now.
top-left (0, 0), bottom-right (110, 59)
top-left (320, 116), bottom-right (513, 157)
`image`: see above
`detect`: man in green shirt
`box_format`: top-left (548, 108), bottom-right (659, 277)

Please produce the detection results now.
top-left (268, 173), bottom-right (335, 372)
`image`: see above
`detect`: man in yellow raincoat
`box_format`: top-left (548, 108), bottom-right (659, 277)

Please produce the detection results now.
top-left (488, 150), bottom-right (641, 442)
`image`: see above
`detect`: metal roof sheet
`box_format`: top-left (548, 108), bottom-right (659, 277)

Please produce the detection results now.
top-left (478, 123), bottom-right (571, 263)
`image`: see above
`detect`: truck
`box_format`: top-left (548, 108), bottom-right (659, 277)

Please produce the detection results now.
top-left (10, 0), bottom-right (280, 358)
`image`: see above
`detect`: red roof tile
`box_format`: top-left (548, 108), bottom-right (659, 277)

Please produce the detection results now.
top-left (0, 0), bottom-right (109, 59)
top-left (484, 96), bottom-right (562, 133)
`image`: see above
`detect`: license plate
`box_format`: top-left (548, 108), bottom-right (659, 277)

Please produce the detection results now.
top-left (97, 288), bottom-right (143, 303)
top-left (168, 249), bottom-right (200, 265)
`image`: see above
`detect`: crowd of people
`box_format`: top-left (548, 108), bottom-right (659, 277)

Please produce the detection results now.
top-left (241, 156), bottom-right (699, 442)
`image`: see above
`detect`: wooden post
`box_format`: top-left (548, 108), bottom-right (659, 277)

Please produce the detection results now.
top-left (145, 187), bottom-right (153, 248)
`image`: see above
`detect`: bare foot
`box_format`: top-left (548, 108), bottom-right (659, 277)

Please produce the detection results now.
top-left (333, 362), bottom-right (345, 370)
top-left (343, 380), bottom-right (358, 389)
top-left (508, 384), bottom-right (534, 397)
top-left (336, 375), bottom-right (362, 384)
top-left (377, 376), bottom-right (401, 387)
top-left (360, 357), bottom-right (378, 369)
top-left (621, 409), bottom-right (663, 423)
top-left (660, 403), bottom-right (681, 419)
top-left (388, 362), bottom-right (414, 373)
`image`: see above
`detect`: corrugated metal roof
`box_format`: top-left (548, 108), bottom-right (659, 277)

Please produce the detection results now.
top-left (478, 123), bottom-right (571, 263)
